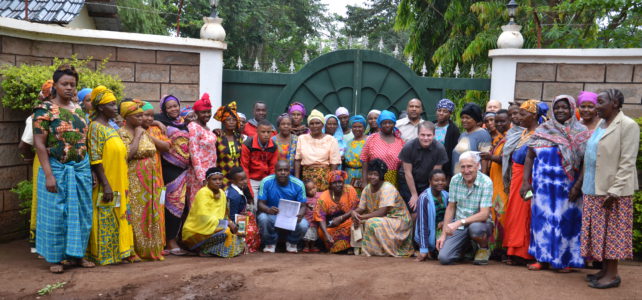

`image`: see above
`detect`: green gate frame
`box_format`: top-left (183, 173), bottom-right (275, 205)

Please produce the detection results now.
top-left (223, 50), bottom-right (489, 121)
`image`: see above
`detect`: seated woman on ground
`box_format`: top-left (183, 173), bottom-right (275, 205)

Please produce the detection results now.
top-left (314, 171), bottom-right (359, 253)
top-left (182, 167), bottom-right (246, 257)
top-left (414, 169), bottom-right (449, 261)
top-left (351, 159), bottom-right (414, 257)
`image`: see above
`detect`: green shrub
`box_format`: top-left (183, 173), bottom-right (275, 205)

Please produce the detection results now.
top-left (0, 56), bottom-right (124, 111)
top-left (11, 180), bottom-right (32, 216)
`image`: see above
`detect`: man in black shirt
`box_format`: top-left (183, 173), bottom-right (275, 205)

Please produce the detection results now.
top-left (398, 121), bottom-right (449, 213)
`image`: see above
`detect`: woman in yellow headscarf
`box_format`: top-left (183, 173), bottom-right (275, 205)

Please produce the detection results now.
top-left (118, 100), bottom-right (165, 261)
top-left (182, 167), bottom-right (245, 257)
top-left (87, 86), bottom-right (137, 265)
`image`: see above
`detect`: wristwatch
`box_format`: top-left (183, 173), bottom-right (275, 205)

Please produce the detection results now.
top-left (460, 219), bottom-right (467, 226)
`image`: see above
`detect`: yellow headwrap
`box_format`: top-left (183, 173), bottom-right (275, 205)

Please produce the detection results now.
top-left (90, 85), bottom-right (117, 107)
top-left (120, 99), bottom-right (143, 118)
top-left (520, 99), bottom-right (539, 114)
top-left (307, 109), bottom-right (325, 125)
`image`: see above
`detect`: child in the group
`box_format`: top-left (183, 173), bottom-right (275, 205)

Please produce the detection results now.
top-left (414, 169), bottom-right (449, 262)
top-left (226, 167), bottom-right (261, 252)
top-left (303, 180), bottom-right (322, 253)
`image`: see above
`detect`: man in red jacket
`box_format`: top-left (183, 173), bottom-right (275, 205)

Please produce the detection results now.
top-left (241, 119), bottom-right (279, 210)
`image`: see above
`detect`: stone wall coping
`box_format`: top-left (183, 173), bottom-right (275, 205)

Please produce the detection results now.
top-left (490, 48), bottom-right (642, 62)
top-left (0, 17), bottom-right (227, 53)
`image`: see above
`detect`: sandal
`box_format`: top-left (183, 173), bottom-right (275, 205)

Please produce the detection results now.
top-left (78, 258), bottom-right (96, 268)
top-left (49, 264), bottom-right (64, 274)
top-left (556, 267), bottom-right (573, 273)
top-left (310, 247), bottom-right (321, 253)
top-left (169, 248), bottom-right (188, 256)
top-left (527, 262), bottom-right (547, 271)
top-left (302, 248), bottom-right (311, 253)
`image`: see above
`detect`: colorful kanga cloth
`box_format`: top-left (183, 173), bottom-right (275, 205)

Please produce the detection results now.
top-left (182, 186), bottom-right (245, 258)
top-left (119, 128), bottom-right (165, 261)
top-left (488, 136), bottom-right (508, 250)
top-left (528, 146), bottom-right (584, 269)
top-left (33, 101), bottom-right (88, 163)
top-left (359, 182), bottom-right (414, 257)
top-left (271, 134), bottom-right (298, 174)
top-left (314, 186), bottom-right (359, 253)
top-left (87, 121), bottom-right (136, 265)
top-left (344, 139), bottom-right (365, 195)
top-left (162, 126), bottom-right (191, 218)
top-left (216, 134), bottom-right (243, 186)
top-left (302, 165), bottom-right (331, 191)
top-left (187, 122), bottom-right (218, 205)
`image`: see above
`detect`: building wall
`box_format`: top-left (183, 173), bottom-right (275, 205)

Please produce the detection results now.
top-left (66, 6), bottom-right (96, 30)
top-left (0, 17), bottom-right (225, 242)
top-left (489, 48), bottom-right (642, 118)
top-left (514, 63), bottom-right (642, 117)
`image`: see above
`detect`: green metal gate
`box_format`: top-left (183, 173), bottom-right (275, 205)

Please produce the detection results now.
top-left (222, 50), bottom-right (489, 121)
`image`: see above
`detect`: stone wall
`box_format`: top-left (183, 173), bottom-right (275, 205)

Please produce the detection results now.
top-left (514, 63), bottom-right (642, 117)
top-left (0, 35), bottom-right (202, 242)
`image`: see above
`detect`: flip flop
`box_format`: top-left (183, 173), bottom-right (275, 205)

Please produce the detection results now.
top-left (556, 267), bottom-right (573, 273)
top-left (169, 248), bottom-right (188, 256)
top-left (527, 262), bottom-right (547, 271)
top-left (78, 259), bottom-right (96, 268)
top-left (49, 264), bottom-right (64, 274)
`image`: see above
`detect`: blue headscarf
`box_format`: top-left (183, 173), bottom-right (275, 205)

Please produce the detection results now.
top-left (376, 110), bottom-right (397, 128)
top-left (537, 102), bottom-right (549, 124)
top-left (77, 88), bottom-right (93, 105)
top-left (437, 98), bottom-right (455, 112)
top-left (324, 114), bottom-right (346, 155)
top-left (349, 114), bottom-right (366, 127)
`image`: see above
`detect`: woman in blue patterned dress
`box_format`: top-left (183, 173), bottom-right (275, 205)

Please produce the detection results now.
top-left (520, 95), bottom-right (591, 271)
top-left (343, 115), bottom-right (366, 195)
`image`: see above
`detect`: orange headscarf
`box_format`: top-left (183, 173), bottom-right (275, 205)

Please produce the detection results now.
top-left (214, 101), bottom-right (241, 129)
top-left (327, 170), bottom-right (348, 184)
top-left (38, 80), bottom-right (53, 101)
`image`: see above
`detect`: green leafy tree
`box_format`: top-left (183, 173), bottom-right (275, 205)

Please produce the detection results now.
top-left (340, 0), bottom-right (409, 55)
top-left (117, 0), bottom-right (169, 35)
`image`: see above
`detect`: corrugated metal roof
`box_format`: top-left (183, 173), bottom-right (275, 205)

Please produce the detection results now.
top-left (0, 0), bottom-right (85, 24)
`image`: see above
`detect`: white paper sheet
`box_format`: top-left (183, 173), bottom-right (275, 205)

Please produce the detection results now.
top-left (275, 199), bottom-right (301, 231)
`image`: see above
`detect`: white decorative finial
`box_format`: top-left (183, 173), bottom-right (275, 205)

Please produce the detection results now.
top-left (200, 16), bottom-right (226, 41)
top-left (236, 56), bottom-right (243, 70)
top-left (318, 41), bottom-right (324, 54)
top-left (331, 39), bottom-right (338, 51)
top-left (486, 64), bottom-right (492, 77)
top-left (421, 62), bottom-right (427, 77)
top-left (378, 38), bottom-right (384, 52)
top-left (362, 36), bottom-right (368, 48)
top-left (406, 55), bottom-right (413, 67)
top-left (289, 59), bottom-right (295, 73)
top-left (270, 59), bottom-right (278, 73)
top-left (436, 64), bottom-right (443, 77)
top-left (469, 64), bottom-right (475, 78)
top-left (348, 36), bottom-right (353, 48)
top-left (303, 50), bottom-right (310, 63)
top-left (253, 58), bottom-right (260, 71)
top-left (392, 44), bottom-right (399, 57)
top-left (454, 63), bottom-right (460, 78)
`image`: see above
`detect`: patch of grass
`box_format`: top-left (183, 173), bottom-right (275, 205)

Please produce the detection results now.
top-left (37, 281), bottom-right (66, 296)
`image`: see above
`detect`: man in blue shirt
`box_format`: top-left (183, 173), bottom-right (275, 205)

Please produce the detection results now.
top-left (257, 160), bottom-right (309, 253)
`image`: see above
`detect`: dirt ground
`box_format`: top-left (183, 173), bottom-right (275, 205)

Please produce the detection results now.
top-left (1, 239), bottom-right (641, 300)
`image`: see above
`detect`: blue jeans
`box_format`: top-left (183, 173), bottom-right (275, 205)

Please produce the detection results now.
top-left (257, 213), bottom-right (309, 245)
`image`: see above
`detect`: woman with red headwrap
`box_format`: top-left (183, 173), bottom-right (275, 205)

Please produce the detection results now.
top-left (187, 93), bottom-right (218, 206)
top-left (314, 170), bottom-right (360, 253)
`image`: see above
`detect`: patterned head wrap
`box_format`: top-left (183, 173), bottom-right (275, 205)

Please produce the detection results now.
top-left (180, 106), bottom-right (193, 117)
top-left (335, 107), bottom-right (349, 117)
top-left (307, 109), bottom-right (325, 125)
top-left (349, 115), bottom-right (366, 127)
top-left (437, 98), bottom-right (455, 113)
top-left (288, 101), bottom-right (307, 117)
top-left (214, 101), bottom-right (241, 129)
top-left (76, 87), bottom-right (92, 104)
top-left (376, 110), bottom-right (397, 128)
top-left (160, 95), bottom-right (180, 114)
top-left (327, 170), bottom-right (348, 184)
top-left (193, 93), bottom-right (212, 111)
top-left (276, 113), bottom-right (292, 127)
top-left (577, 91), bottom-right (598, 106)
top-left (39, 80), bottom-right (54, 101)
top-left (90, 85), bottom-right (117, 107)
top-left (460, 103), bottom-right (483, 122)
top-left (120, 99), bottom-right (143, 118)
top-left (530, 95), bottom-right (591, 181)
top-left (520, 99), bottom-right (539, 114)
top-left (141, 101), bottom-right (154, 111)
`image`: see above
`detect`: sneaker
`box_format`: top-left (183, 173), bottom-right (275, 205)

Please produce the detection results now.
top-left (285, 242), bottom-right (298, 253)
top-left (263, 244), bottom-right (276, 253)
top-left (473, 248), bottom-right (490, 265)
